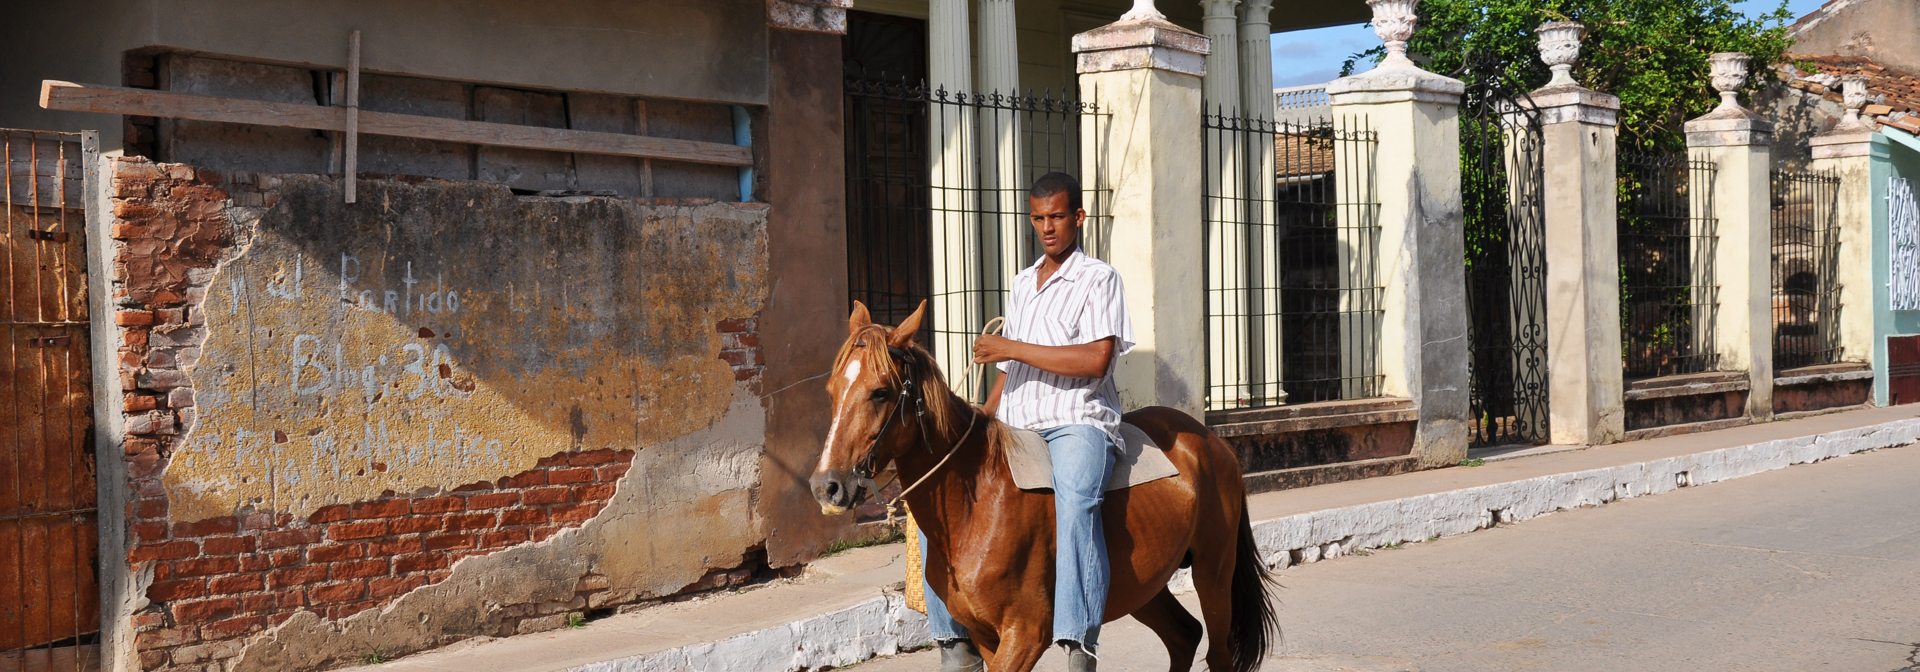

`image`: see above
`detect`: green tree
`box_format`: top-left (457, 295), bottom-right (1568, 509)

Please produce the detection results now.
top-left (1344, 0), bottom-right (1796, 151)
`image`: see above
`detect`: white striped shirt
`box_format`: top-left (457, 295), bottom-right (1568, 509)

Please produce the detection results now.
top-left (996, 249), bottom-right (1136, 443)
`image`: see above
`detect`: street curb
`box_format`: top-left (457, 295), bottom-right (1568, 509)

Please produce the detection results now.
top-left (633, 417), bottom-right (1920, 671)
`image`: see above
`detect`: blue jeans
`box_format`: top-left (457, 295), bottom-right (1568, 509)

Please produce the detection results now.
top-left (921, 424), bottom-right (1116, 647)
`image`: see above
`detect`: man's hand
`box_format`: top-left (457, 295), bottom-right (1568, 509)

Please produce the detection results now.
top-left (974, 335), bottom-right (1116, 379)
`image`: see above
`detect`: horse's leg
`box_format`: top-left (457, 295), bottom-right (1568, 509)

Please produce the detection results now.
top-left (1191, 526), bottom-right (1240, 672)
top-left (981, 625), bottom-right (1051, 672)
top-left (1129, 587), bottom-right (1202, 672)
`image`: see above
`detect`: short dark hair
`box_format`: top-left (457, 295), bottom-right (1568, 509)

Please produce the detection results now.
top-left (1029, 172), bottom-right (1082, 212)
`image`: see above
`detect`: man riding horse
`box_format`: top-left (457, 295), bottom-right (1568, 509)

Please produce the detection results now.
top-left (928, 171), bottom-right (1130, 671)
top-left (811, 173), bottom-right (1276, 672)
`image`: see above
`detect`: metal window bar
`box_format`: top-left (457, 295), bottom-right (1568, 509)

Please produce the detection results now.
top-left (1618, 151), bottom-right (1719, 380)
top-left (1770, 168), bottom-right (1844, 369)
top-left (3, 128), bottom-right (98, 671)
top-left (1201, 109), bottom-right (1382, 410)
top-left (842, 78), bottom-right (1110, 403)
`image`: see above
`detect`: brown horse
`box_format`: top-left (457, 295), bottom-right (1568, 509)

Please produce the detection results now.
top-left (811, 301), bottom-right (1276, 672)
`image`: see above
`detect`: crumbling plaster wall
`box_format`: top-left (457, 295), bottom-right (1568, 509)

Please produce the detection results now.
top-left (106, 157), bottom-right (776, 670)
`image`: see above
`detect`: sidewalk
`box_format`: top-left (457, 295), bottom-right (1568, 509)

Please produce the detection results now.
top-left (349, 404), bottom-right (1920, 672)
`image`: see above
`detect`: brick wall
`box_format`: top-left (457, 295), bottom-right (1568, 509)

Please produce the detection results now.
top-left (107, 157), bottom-right (770, 670)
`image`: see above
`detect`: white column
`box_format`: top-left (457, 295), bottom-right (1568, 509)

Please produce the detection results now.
top-left (1528, 21), bottom-right (1627, 445)
top-left (1236, 0), bottom-right (1282, 405)
top-left (1199, 0), bottom-right (1246, 409)
top-left (976, 0), bottom-right (1023, 385)
top-left (1326, 0), bottom-right (1469, 465)
top-left (1685, 52), bottom-right (1774, 421)
top-left (928, 0), bottom-right (981, 398)
top-left (1074, 12), bottom-right (1211, 417)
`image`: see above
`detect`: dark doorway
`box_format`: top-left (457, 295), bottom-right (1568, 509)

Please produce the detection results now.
top-left (842, 11), bottom-right (931, 331)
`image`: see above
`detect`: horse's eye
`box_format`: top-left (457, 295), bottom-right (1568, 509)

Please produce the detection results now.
top-left (869, 388), bottom-right (890, 402)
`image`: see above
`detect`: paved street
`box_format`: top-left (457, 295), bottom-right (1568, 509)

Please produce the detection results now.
top-left (850, 444), bottom-right (1920, 672)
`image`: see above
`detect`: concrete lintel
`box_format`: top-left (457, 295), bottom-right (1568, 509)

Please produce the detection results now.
top-left (1684, 114), bottom-right (1773, 147)
top-left (1810, 130), bottom-right (1876, 158)
top-left (1072, 18), bottom-right (1210, 77)
top-left (766, 0), bottom-right (852, 34)
top-left (1326, 64), bottom-right (1464, 107)
top-left (1522, 85), bottom-right (1620, 127)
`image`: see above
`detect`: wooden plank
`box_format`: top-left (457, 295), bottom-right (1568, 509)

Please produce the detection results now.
top-left (40, 80), bottom-right (755, 168)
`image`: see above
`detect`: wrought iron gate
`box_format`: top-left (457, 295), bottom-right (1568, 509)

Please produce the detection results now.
top-left (1458, 59), bottom-right (1549, 447)
top-left (2, 129), bottom-right (99, 670)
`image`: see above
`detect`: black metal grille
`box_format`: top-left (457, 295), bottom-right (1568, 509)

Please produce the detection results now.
top-left (842, 78), bottom-right (1108, 401)
top-left (1201, 110), bottom-right (1382, 409)
top-left (1618, 151), bottom-right (1718, 380)
top-left (1459, 64), bottom-right (1549, 447)
top-left (1771, 168), bottom-right (1843, 369)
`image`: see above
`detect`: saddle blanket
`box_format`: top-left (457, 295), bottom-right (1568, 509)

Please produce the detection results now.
top-left (1005, 423), bottom-right (1180, 493)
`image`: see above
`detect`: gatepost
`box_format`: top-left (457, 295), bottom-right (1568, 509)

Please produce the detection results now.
top-left (1685, 52), bottom-right (1775, 421)
top-left (1326, 0), bottom-right (1469, 467)
top-left (1810, 76), bottom-right (1878, 384)
top-left (1071, 4), bottom-right (1210, 417)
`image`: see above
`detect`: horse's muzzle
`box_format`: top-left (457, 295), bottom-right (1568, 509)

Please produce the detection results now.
top-left (811, 471), bottom-right (862, 516)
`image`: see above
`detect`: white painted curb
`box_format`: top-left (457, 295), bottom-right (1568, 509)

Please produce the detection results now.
top-left (629, 417), bottom-right (1920, 670)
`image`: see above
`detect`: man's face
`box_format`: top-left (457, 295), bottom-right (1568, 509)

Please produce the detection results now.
top-left (1029, 192), bottom-right (1085, 257)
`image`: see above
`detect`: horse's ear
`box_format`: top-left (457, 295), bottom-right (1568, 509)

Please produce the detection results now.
top-left (888, 300), bottom-right (926, 348)
top-left (849, 301), bottom-right (873, 336)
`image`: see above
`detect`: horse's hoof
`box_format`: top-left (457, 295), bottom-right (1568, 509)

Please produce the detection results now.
top-left (938, 639), bottom-right (984, 672)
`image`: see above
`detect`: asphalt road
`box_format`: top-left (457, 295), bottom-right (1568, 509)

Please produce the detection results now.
top-left (849, 444), bottom-right (1920, 672)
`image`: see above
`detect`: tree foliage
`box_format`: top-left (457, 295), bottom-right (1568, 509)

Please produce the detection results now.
top-left (1343, 0), bottom-right (1796, 151)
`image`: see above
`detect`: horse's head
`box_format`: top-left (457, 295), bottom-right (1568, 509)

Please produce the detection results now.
top-left (811, 300), bottom-right (929, 515)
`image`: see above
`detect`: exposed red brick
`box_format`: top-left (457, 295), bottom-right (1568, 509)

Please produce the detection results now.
top-left (370, 538), bottom-right (422, 557)
top-left (133, 521), bottom-right (169, 543)
top-left (411, 496), bottom-right (463, 514)
top-left (549, 504), bottom-right (600, 524)
top-left (498, 471), bottom-right (545, 489)
top-left (269, 565), bottom-right (329, 589)
top-left (522, 487), bottom-right (573, 506)
top-left (388, 515), bottom-right (443, 535)
top-left (130, 540), bottom-right (198, 562)
top-left (424, 534), bottom-right (475, 551)
top-left (547, 467), bottom-right (595, 485)
top-left (716, 317), bottom-right (754, 333)
top-left (394, 554), bottom-right (448, 573)
top-left (136, 625), bottom-right (198, 650)
top-left (239, 512), bottom-right (276, 530)
top-left (208, 573), bottom-right (264, 595)
top-left (332, 559), bottom-right (390, 580)
top-left (531, 528), bottom-right (562, 543)
top-left (480, 530), bottom-right (529, 548)
top-left (171, 516), bottom-right (238, 538)
top-left (370, 575), bottom-right (431, 599)
top-left (535, 453), bottom-right (572, 468)
top-left (174, 557), bottom-right (240, 578)
top-left (596, 463), bottom-right (632, 482)
top-left (501, 509), bottom-right (547, 526)
top-left (465, 492), bottom-right (520, 509)
top-left (124, 394), bottom-right (159, 412)
top-left (239, 550), bottom-right (301, 572)
top-left (451, 481), bottom-right (493, 493)
top-left (307, 544), bottom-right (365, 563)
top-left (200, 536), bottom-right (254, 556)
top-left (445, 513), bottom-right (497, 532)
top-left (569, 449), bottom-right (620, 466)
top-left (242, 591), bottom-right (304, 613)
top-left (308, 504), bottom-right (351, 524)
top-left (171, 597), bottom-right (240, 624)
top-left (352, 499), bottom-right (412, 519)
top-left (267, 611), bottom-right (297, 628)
top-left (199, 615), bottom-right (264, 640)
top-left (309, 581), bottom-right (366, 605)
top-left (116, 309), bottom-right (155, 326)
top-left (328, 520), bottom-right (389, 541)
top-left (734, 367), bottom-right (760, 381)
top-left (573, 483), bottom-right (617, 502)
top-left (260, 527), bottom-right (322, 549)
top-left (133, 497), bottom-right (168, 520)
top-left (147, 578), bottom-right (207, 602)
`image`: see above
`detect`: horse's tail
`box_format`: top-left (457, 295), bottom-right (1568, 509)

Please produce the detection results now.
top-left (1228, 504), bottom-right (1278, 672)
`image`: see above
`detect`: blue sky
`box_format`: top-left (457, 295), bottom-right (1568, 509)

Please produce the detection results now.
top-left (1271, 0), bottom-right (1831, 88)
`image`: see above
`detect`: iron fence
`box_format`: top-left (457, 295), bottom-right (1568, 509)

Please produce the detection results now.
top-left (1618, 151), bottom-right (1719, 380)
top-left (1201, 110), bottom-right (1381, 409)
top-left (842, 78), bottom-right (1108, 402)
top-left (1770, 168), bottom-right (1843, 369)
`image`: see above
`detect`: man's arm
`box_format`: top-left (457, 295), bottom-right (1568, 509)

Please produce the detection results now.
top-left (972, 335), bottom-right (1116, 379)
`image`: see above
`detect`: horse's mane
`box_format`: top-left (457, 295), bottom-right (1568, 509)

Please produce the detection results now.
top-left (834, 324), bottom-right (1012, 460)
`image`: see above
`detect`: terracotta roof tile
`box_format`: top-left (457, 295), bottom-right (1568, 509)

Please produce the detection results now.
top-left (1779, 54), bottom-right (1920, 127)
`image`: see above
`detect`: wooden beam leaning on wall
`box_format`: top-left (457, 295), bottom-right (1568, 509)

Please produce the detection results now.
top-left (40, 80), bottom-right (755, 168)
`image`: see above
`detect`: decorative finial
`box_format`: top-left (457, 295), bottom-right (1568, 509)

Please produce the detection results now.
top-left (1120, 0), bottom-right (1164, 21)
top-left (1708, 52), bottom-right (1750, 111)
top-left (1536, 21), bottom-right (1585, 88)
top-left (1368, 0), bottom-right (1420, 67)
top-left (1839, 73), bottom-right (1871, 127)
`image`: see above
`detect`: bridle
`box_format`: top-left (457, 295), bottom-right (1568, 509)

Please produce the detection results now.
top-left (849, 343), bottom-right (977, 514)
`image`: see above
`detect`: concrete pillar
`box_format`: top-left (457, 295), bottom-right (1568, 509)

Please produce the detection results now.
top-left (1237, 0), bottom-right (1281, 406)
top-left (1525, 21), bottom-right (1626, 445)
top-left (977, 0), bottom-right (1024, 350)
top-left (1325, 0), bottom-right (1469, 466)
top-left (1073, 14), bottom-right (1210, 417)
top-left (1198, 0), bottom-right (1246, 408)
top-left (1686, 52), bottom-right (1774, 421)
top-left (1199, 0), bottom-right (1240, 113)
top-left (1810, 77), bottom-right (1877, 373)
top-left (927, 0), bottom-right (981, 396)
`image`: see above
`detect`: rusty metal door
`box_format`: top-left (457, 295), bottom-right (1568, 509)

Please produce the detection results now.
top-left (2, 129), bottom-right (99, 671)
